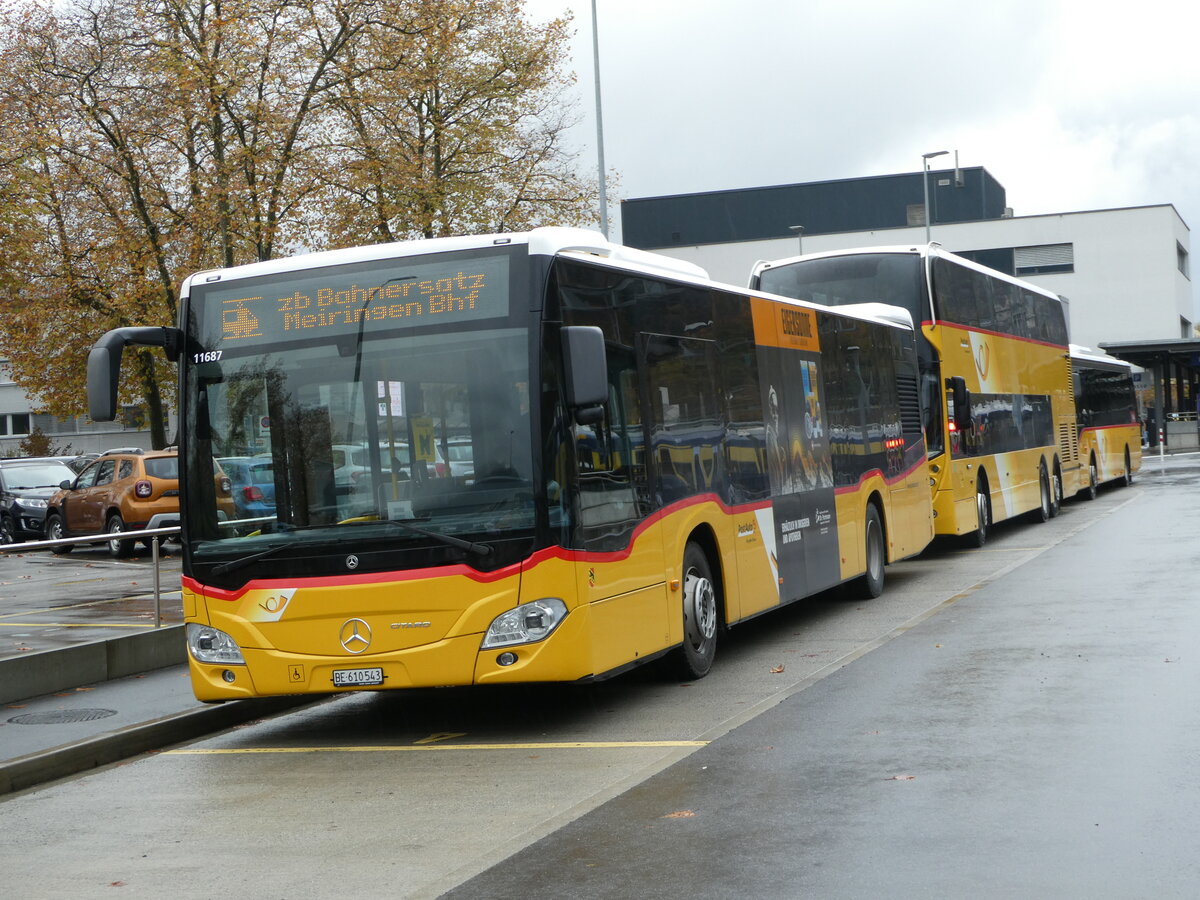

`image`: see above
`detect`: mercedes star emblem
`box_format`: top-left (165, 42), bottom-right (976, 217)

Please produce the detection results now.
top-left (339, 618), bottom-right (372, 653)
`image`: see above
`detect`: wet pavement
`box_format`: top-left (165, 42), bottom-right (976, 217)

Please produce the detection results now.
top-left (445, 453), bottom-right (1200, 898)
top-left (0, 541), bottom-right (184, 657)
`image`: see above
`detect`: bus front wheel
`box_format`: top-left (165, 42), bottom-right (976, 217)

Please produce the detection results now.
top-left (1082, 457), bottom-right (1098, 501)
top-left (676, 542), bottom-right (719, 680)
top-left (1031, 464), bottom-right (1052, 523)
top-left (1121, 449), bottom-right (1134, 487)
top-left (965, 479), bottom-right (990, 548)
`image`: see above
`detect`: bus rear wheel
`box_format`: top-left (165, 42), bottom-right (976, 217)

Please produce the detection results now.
top-left (1121, 449), bottom-right (1134, 486)
top-left (853, 504), bottom-right (885, 599)
top-left (1049, 464), bottom-right (1063, 517)
top-left (676, 542), bottom-right (718, 680)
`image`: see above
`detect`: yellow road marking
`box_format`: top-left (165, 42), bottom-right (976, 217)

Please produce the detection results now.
top-left (166, 741), bottom-right (709, 755)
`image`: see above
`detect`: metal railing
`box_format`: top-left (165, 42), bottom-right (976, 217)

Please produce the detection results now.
top-left (0, 525), bottom-right (181, 627)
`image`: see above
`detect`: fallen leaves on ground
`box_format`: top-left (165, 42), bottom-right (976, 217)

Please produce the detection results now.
top-left (661, 810), bottom-right (696, 819)
top-left (770, 664), bottom-right (785, 673)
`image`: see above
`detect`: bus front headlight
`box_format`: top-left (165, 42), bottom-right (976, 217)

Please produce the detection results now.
top-left (481, 598), bottom-right (568, 649)
top-left (187, 623), bottom-right (246, 665)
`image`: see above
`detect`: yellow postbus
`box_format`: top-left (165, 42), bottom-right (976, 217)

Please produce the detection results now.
top-left (752, 244), bottom-right (1075, 546)
top-left (87, 228), bottom-right (931, 701)
top-left (1070, 345), bottom-right (1141, 498)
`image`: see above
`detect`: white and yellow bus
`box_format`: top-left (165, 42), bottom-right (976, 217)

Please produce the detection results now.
top-left (752, 244), bottom-right (1075, 546)
top-left (88, 228), bottom-right (932, 701)
top-left (1070, 345), bottom-right (1140, 498)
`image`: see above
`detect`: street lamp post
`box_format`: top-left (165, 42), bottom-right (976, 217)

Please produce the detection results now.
top-left (591, 0), bottom-right (609, 238)
top-left (788, 224), bottom-right (804, 257)
top-left (921, 150), bottom-right (949, 244)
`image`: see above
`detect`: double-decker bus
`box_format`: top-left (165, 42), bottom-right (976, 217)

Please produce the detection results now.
top-left (1070, 345), bottom-right (1140, 498)
top-left (87, 228), bottom-right (931, 702)
top-left (751, 244), bottom-right (1075, 546)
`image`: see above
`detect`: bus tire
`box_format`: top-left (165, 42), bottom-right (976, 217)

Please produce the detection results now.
top-left (676, 542), bottom-right (719, 680)
top-left (1121, 449), bottom-right (1134, 486)
top-left (854, 504), bottom-right (886, 599)
top-left (1049, 463), bottom-right (1063, 517)
top-left (965, 477), bottom-right (990, 548)
top-left (1082, 456), bottom-right (1098, 501)
top-left (1031, 464), bottom-right (1052, 523)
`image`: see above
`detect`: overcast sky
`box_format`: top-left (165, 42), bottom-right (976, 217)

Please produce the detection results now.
top-left (525, 0), bottom-right (1200, 253)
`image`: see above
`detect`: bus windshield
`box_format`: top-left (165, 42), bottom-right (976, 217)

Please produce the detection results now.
top-left (757, 253), bottom-right (927, 325)
top-left (182, 252), bottom-right (536, 577)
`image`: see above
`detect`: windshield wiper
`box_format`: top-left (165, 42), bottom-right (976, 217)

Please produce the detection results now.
top-left (211, 543), bottom-right (294, 576)
top-left (381, 519), bottom-right (492, 557)
top-left (210, 518), bottom-right (492, 576)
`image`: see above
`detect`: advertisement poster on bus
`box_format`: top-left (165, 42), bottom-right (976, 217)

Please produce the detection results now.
top-left (758, 342), bottom-right (839, 600)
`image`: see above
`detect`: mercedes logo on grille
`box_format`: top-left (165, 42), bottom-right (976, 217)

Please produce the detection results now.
top-left (346, 554), bottom-right (360, 570)
top-left (339, 618), bottom-right (372, 654)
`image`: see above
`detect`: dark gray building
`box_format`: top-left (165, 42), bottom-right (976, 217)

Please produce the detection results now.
top-left (621, 166), bottom-right (1008, 250)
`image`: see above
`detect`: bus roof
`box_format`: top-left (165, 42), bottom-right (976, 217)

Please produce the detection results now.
top-left (750, 242), bottom-right (1063, 304)
top-left (1069, 344), bottom-right (1134, 370)
top-left (180, 227), bottom-right (710, 295)
top-left (180, 228), bottom-right (913, 334)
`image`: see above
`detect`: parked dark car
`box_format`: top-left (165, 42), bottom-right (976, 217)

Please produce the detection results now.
top-left (0, 457), bottom-right (79, 544)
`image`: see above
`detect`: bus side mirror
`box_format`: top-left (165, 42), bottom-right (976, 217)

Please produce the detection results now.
top-left (87, 326), bottom-right (184, 422)
top-left (561, 326), bottom-right (608, 424)
top-left (948, 375), bottom-right (972, 432)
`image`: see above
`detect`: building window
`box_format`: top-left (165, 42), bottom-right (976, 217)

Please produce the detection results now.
top-left (0, 413), bottom-right (31, 436)
top-left (1015, 243), bottom-right (1074, 275)
top-left (906, 204), bottom-right (926, 227)
top-left (1177, 242), bottom-right (1190, 279)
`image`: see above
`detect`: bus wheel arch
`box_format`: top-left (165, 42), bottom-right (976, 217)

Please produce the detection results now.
top-left (675, 531), bottom-right (723, 681)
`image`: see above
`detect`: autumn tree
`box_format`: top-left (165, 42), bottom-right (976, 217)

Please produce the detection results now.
top-left (323, 0), bottom-right (596, 243)
top-left (0, 0), bottom-right (597, 447)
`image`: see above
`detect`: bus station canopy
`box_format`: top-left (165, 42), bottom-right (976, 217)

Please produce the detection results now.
top-left (1099, 338), bottom-right (1200, 441)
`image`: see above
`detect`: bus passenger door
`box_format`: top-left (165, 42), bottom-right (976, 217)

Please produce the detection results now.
top-left (576, 356), bottom-right (668, 675)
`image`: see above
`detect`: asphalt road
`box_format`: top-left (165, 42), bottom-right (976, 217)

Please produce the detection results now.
top-left (0, 454), bottom-right (1195, 899)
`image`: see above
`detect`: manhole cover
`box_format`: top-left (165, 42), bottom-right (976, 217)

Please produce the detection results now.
top-left (8, 708), bottom-right (118, 725)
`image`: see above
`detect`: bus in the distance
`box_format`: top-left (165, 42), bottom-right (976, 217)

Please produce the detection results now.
top-left (87, 228), bottom-right (932, 702)
top-left (751, 244), bottom-right (1076, 546)
top-left (1070, 345), bottom-right (1140, 498)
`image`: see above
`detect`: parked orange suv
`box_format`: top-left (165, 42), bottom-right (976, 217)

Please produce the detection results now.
top-left (44, 449), bottom-right (233, 557)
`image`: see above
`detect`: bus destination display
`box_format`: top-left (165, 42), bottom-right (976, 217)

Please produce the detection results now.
top-left (196, 254), bottom-right (510, 349)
